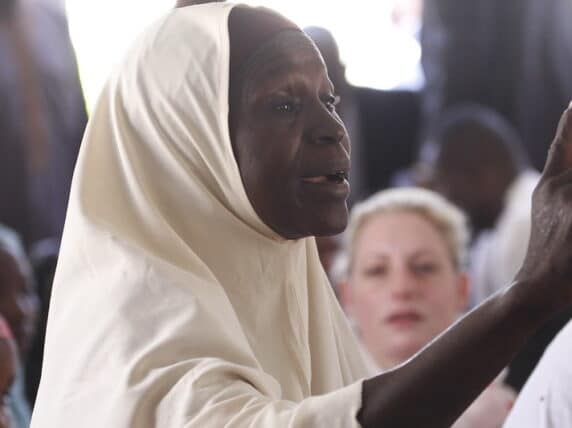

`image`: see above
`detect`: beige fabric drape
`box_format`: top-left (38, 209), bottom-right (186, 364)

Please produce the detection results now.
top-left (31, 3), bottom-right (372, 427)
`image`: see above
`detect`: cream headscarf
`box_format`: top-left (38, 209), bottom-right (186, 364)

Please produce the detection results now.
top-left (31, 3), bottom-right (372, 427)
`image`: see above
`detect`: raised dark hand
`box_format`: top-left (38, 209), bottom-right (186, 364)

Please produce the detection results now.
top-left (516, 104), bottom-right (572, 314)
top-left (358, 105), bottom-right (572, 428)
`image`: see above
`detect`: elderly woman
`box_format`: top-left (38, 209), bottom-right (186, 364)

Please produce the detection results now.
top-left (339, 188), bottom-right (515, 426)
top-left (31, 2), bottom-right (572, 427)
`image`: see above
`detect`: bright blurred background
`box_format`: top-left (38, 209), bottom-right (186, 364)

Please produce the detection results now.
top-left (66, 0), bottom-right (424, 109)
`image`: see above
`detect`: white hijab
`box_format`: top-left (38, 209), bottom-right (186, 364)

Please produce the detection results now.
top-left (31, 3), bottom-right (372, 427)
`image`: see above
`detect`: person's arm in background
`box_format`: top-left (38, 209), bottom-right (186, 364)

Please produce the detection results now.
top-left (359, 105), bottom-right (572, 428)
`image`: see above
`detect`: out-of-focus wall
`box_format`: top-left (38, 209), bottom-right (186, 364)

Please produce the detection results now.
top-left (66, 0), bottom-right (424, 109)
top-left (66, 0), bottom-right (175, 109)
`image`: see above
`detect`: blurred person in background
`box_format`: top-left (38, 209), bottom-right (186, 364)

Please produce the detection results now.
top-left (338, 187), bottom-right (515, 427)
top-left (514, 0), bottom-right (572, 171)
top-left (0, 226), bottom-right (39, 427)
top-left (0, 315), bottom-right (17, 428)
top-left (305, 26), bottom-right (421, 203)
top-left (424, 105), bottom-right (572, 391)
top-left (0, 0), bottom-right (87, 247)
top-left (503, 318), bottom-right (572, 427)
top-left (24, 239), bottom-right (59, 406)
top-left (421, 0), bottom-right (572, 171)
top-left (315, 235), bottom-right (341, 283)
top-left (426, 105), bottom-right (538, 303)
top-left (29, 0), bottom-right (64, 12)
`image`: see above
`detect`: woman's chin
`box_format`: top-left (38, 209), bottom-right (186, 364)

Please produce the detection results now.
top-left (309, 205), bottom-right (349, 237)
top-left (382, 338), bottom-right (429, 368)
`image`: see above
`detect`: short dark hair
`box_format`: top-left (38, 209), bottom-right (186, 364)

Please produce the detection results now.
top-left (428, 104), bottom-right (529, 171)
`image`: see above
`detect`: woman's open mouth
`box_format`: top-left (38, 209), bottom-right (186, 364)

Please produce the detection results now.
top-left (384, 311), bottom-right (423, 328)
top-left (301, 170), bottom-right (348, 185)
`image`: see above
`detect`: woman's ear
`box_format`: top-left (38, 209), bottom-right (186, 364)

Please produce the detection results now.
top-left (337, 280), bottom-right (354, 316)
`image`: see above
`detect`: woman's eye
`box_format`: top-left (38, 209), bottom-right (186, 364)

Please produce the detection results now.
top-left (363, 265), bottom-right (387, 277)
top-left (413, 263), bottom-right (438, 275)
top-left (273, 99), bottom-right (300, 114)
top-left (324, 94), bottom-right (341, 112)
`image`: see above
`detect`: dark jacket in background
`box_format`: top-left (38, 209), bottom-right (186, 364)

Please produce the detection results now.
top-left (421, 0), bottom-right (572, 171)
top-left (0, 3), bottom-right (87, 247)
top-left (352, 87), bottom-right (421, 200)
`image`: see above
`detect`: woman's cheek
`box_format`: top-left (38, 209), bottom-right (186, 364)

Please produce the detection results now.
top-left (425, 278), bottom-right (461, 331)
top-left (353, 283), bottom-right (384, 327)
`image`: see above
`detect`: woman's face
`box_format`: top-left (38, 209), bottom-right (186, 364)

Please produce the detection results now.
top-left (229, 32), bottom-right (351, 239)
top-left (0, 251), bottom-right (38, 357)
top-left (343, 211), bottom-right (468, 369)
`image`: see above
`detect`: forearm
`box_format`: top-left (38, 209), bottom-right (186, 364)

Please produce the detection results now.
top-left (358, 279), bottom-right (550, 428)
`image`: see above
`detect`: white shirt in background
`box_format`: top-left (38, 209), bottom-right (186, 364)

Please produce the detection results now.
top-left (503, 320), bottom-right (572, 428)
top-left (469, 170), bottom-right (540, 306)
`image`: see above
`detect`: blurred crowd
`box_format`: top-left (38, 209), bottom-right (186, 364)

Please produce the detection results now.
top-left (0, 0), bottom-right (571, 426)
top-left (0, 0), bottom-right (86, 425)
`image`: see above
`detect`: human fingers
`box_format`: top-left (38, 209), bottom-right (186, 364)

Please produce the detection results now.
top-left (547, 167), bottom-right (572, 187)
top-left (542, 103), bottom-right (572, 179)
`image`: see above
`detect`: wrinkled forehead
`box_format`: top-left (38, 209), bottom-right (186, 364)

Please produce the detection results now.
top-left (228, 5), bottom-right (299, 71)
top-left (238, 31), bottom-right (328, 93)
top-left (227, 5), bottom-right (328, 97)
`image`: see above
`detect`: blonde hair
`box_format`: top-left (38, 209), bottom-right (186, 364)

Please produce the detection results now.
top-left (344, 187), bottom-right (469, 276)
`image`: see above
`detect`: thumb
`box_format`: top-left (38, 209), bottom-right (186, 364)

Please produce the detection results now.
top-left (542, 102), bottom-right (572, 178)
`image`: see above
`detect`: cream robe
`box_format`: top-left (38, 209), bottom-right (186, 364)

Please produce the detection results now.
top-left (30, 3), bottom-right (372, 427)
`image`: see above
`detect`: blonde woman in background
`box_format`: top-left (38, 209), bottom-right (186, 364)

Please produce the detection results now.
top-left (338, 188), bottom-right (515, 427)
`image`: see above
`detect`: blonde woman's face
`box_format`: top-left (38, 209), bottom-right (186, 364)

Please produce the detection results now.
top-left (344, 211), bottom-right (468, 369)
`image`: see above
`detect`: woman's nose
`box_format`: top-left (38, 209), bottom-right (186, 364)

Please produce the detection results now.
top-left (388, 268), bottom-right (418, 299)
top-left (308, 102), bottom-right (347, 146)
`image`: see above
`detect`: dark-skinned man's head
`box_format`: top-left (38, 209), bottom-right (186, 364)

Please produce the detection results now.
top-left (428, 105), bottom-right (527, 234)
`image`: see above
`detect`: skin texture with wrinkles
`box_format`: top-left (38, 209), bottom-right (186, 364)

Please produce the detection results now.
top-left (229, 31), bottom-right (350, 239)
